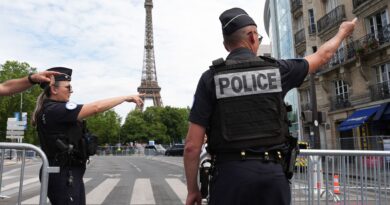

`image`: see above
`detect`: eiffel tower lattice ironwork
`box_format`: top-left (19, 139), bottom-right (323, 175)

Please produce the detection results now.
top-left (137, 0), bottom-right (162, 110)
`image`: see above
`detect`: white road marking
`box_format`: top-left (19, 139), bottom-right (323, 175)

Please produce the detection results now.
top-left (165, 178), bottom-right (187, 204)
top-left (130, 178), bottom-right (155, 205)
top-left (129, 162), bottom-right (142, 172)
top-left (21, 178), bottom-right (92, 204)
top-left (86, 178), bottom-right (120, 204)
top-left (1, 177), bottom-right (39, 191)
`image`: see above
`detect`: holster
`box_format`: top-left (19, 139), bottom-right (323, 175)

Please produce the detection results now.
top-left (282, 135), bottom-right (299, 179)
top-left (199, 159), bottom-right (213, 199)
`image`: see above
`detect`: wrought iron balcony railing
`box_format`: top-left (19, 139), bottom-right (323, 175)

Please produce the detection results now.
top-left (330, 96), bottom-right (351, 111)
top-left (294, 28), bottom-right (305, 45)
top-left (308, 24), bottom-right (316, 35)
top-left (317, 5), bottom-right (346, 34)
top-left (291, 0), bottom-right (302, 13)
top-left (353, 0), bottom-right (372, 9)
top-left (351, 23), bottom-right (390, 57)
top-left (369, 81), bottom-right (390, 101)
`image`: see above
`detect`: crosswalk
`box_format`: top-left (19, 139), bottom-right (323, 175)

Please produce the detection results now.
top-left (1, 176), bottom-right (187, 205)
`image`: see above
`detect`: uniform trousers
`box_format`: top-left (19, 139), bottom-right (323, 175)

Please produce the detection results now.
top-left (209, 160), bottom-right (290, 205)
top-left (41, 165), bottom-right (86, 205)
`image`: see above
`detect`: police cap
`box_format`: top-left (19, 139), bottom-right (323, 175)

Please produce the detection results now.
top-left (219, 8), bottom-right (257, 35)
top-left (40, 67), bottom-right (72, 89)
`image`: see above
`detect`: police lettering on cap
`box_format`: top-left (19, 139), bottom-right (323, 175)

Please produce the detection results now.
top-left (220, 8), bottom-right (257, 35)
top-left (40, 67), bottom-right (72, 89)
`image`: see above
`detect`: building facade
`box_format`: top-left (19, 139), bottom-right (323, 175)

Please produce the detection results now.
top-left (290, 0), bottom-right (390, 150)
top-left (265, 0), bottom-right (302, 139)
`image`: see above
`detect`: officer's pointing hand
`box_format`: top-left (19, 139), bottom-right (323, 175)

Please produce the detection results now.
top-left (338, 17), bottom-right (357, 39)
top-left (126, 94), bottom-right (144, 106)
top-left (31, 71), bottom-right (61, 84)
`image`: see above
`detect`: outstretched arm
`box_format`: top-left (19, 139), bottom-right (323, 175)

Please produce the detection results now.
top-left (305, 18), bottom-right (357, 74)
top-left (0, 71), bottom-right (59, 96)
top-left (77, 94), bottom-right (144, 120)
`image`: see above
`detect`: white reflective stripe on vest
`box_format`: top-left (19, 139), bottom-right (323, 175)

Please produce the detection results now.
top-left (214, 68), bottom-right (282, 99)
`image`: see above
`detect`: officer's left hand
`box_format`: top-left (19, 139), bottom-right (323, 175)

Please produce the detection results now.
top-left (185, 191), bottom-right (202, 205)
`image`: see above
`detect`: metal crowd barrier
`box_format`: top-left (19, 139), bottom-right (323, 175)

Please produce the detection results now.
top-left (0, 143), bottom-right (59, 205)
top-left (292, 149), bottom-right (390, 205)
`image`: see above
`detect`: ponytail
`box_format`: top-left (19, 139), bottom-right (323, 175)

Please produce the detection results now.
top-left (31, 87), bottom-right (51, 126)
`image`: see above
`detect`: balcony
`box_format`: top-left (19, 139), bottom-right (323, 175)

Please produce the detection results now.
top-left (330, 96), bottom-right (351, 111)
top-left (317, 5), bottom-right (346, 34)
top-left (294, 28), bottom-right (305, 46)
top-left (308, 24), bottom-right (316, 35)
top-left (291, 0), bottom-right (302, 13)
top-left (370, 81), bottom-right (390, 101)
top-left (353, 0), bottom-right (372, 9)
top-left (352, 24), bottom-right (390, 57)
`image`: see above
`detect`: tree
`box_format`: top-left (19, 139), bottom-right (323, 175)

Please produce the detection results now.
top-left (0, 61), bottom-right (42, 143)
top-left (120, 106), bottom-right (189, 145)
top-left (86, 110), bottom-right (121, 145)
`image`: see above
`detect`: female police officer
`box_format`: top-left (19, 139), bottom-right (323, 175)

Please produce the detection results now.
top-left (31, 67), bottom-right (143, 205)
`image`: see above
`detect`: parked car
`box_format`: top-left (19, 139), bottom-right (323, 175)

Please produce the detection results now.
top-left (144, 144), bottom-right (166, 155)
top-left (165, 144), bottom-right (185, 156)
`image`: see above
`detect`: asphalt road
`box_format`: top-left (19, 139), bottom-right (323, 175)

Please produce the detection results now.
top-left (1, 155), bottom-right (187, 205)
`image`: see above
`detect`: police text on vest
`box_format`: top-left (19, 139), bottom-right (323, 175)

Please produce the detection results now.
top-left (214, 68), bottom-right (282, 99)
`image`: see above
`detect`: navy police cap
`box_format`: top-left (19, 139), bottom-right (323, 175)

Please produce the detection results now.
top-left (220, 8), bottom-right (257, 35)
top-left (40, 67), bottom-right (72, 89)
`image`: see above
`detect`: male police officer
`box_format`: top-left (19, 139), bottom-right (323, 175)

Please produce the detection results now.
top-left (0, 70), bottom-right (59, 96)
top-left (184, 7), bottom-right (357, 205)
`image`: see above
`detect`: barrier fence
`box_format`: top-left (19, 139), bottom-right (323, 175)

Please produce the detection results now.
top-left (0, 143), bottom-right (59, 205)
top-left (293, 149), bottom-right (390, 205)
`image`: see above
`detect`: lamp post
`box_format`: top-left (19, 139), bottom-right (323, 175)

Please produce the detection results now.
top-left (310, 73), bottom-right (321, 149)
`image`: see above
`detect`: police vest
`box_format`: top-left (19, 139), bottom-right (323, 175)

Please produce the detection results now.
top-left (37, 101), bottom-right (85, 166)
top-left (207, 56), bottom-right (290, 153)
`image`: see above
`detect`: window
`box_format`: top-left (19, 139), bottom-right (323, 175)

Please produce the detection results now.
top-left (367, 10), bottom-right (389, 38)
top-left (308, 9), bottom-right (316, 34)
top-left (376, 63), bottom-right (390, 95)
top-left (334, 80), bottom-right (348, 102)
top-left (329, 43), bottom-right (345, 66)
top-left (325, 0), bottom-right (340, 13)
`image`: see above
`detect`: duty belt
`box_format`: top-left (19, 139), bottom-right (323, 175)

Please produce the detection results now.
top-left (214, 150), bottom-right (283, 164)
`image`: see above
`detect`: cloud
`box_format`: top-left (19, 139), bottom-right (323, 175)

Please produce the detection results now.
top-left (0, 0), bottom-right (267, 120)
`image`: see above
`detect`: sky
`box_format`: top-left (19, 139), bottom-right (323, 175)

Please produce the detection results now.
top-left (0, 0), bottom-right (269, 121)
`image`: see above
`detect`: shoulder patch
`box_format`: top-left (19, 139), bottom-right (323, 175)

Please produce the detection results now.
top-left (65, 102), bottom-right (77, 110)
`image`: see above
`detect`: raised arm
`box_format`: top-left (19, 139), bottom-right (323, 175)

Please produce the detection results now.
top-left (77, 94), bottom-right (144, 120)
top-left (305, 18), bottom-right (357, 74)
top-left (0, 71), bottom-right (59, 96)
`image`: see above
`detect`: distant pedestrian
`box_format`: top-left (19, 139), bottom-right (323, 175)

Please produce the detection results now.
top-left (32, 67), bottom-right (143, 205)
top-left (184, 7), bottom-right (357, 205)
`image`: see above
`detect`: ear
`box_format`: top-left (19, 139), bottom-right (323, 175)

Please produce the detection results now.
top-left (50, 86), bottom-right (58, 95)
top-left (223, 41), bottom-right (230, 52)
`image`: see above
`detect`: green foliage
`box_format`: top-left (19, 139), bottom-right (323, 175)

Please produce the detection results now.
top-left (86, 110), bottom-right (121, 145)
top-left (121, 106), bottom-right (189, 145)
top-left (0, 61), bottom-right (41, 143)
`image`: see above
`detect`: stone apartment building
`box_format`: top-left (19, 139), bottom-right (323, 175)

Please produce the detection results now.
top-left (291, 0), bottom-right (390, 150)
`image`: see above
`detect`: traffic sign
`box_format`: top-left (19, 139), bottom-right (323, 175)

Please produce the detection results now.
top-left (6, 136), bottom-right (24, 140)
top-left (6, 130), bottom-right (24, 136)
top-left (6, 125), bottom-right (26, 131)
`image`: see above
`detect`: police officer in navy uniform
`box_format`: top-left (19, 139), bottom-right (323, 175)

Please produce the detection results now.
top-left (32, 67), bottom-right (143, 205)
top-left (184, 8), bottom-right (357, 205)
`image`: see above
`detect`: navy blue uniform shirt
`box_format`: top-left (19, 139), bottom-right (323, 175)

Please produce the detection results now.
top-left (189, 48), bottom-right (309, 128)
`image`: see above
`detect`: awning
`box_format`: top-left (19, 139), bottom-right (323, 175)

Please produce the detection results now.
top-left (373, 102), bottom-right (390, 120)
top-left (338, 105), bottom-right (381, 131)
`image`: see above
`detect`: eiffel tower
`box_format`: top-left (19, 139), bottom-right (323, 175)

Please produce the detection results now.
top-left (137, 0), bottom-right (162, 110)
